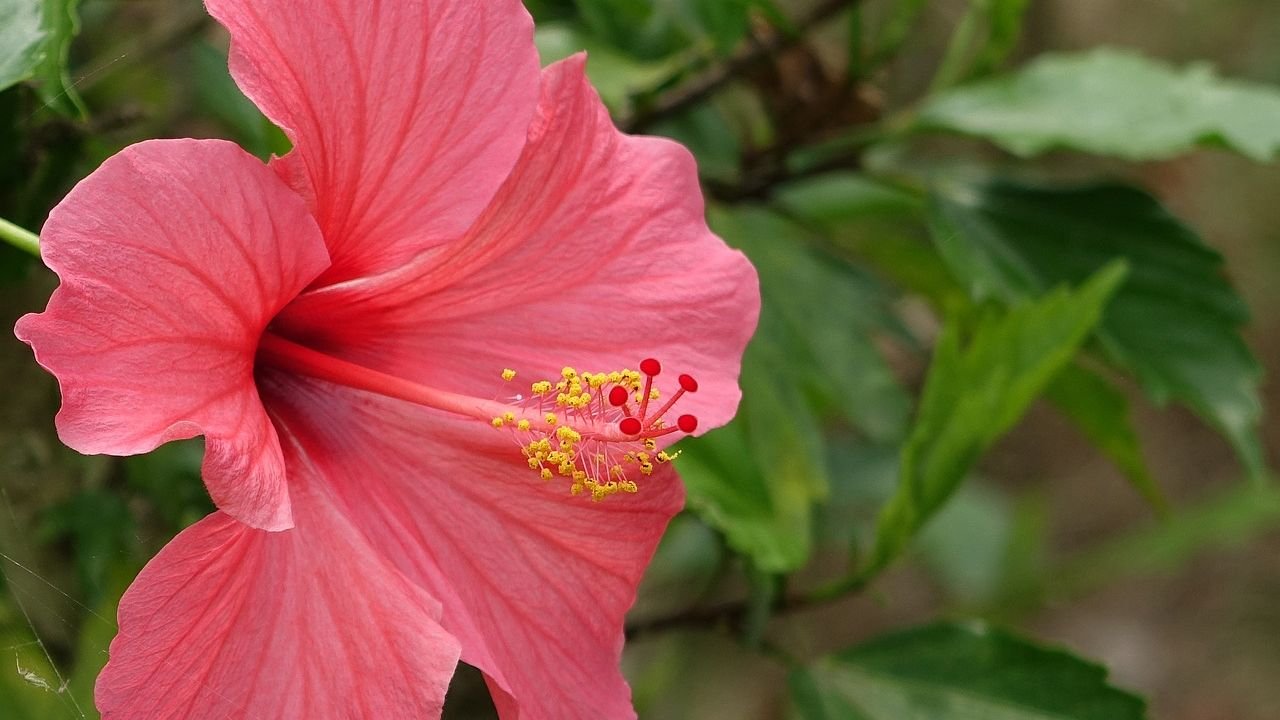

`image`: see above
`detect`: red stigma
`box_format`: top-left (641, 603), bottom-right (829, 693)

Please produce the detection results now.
top-left (640, 358), bottom-right (661, 376)
top-left (609, 386), bottom-right (629, 406)
top-left (620, 417), bottom-right (643, 436)
top-left (678, 374), bottom-right (699, 392)
top-left (677, 415), bottom-right (698, 433)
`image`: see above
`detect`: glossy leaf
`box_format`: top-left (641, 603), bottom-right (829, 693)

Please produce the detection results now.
top-left (929, 180), bottom-right (1264, 480)
top-left (918, 48), bottom-right (1280, 161)
top-left (791, 622), bottom-right (1147, 720)
top-left (865, 263), bottom-right (1126, 577)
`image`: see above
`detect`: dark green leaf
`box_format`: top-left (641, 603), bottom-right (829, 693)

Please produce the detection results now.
top-left (792, 622), bottom-right (1147, 720)
top-left (535, 22), bottom-right (685, 112)
top-left (865, 263), bottom-right (1126, 576)
top-left (1045, 364), bottom-right (1165, 511)
top-left (929, 180), bottom-right (1264, 480)
top-left (711, 205), bottom-right (913, 442)
top-left (918, 48), bottom-right (1280, 161)
top-left (572, 0), bottom-right (690, 60)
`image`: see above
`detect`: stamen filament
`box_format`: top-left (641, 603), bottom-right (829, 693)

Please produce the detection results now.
top-left (258, 333), bottom-right (626, 440)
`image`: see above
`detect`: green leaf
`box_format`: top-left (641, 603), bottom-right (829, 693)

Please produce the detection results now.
top-left (864, 263), bottom-right (1126, 577)
top-left (0, 0), bottom-right (46, 92)
top-left (33, 0), bottom-right (84, 118)
top-left (918, 48), bottom-right (1280, 161)
top-left (969, 0), bottom-right (1031, 76)
top-left (535, 21), bottom-right (686, 112)
top-left (1045, 364), bottom-right (1165, 511)
top-left (930, 0), bottom-right (1032, 91)
top-left (711, 206), bottom-right (913, 443)
top-left (0, 0), bottom-right (84, 116)
top-left (190, 42), bottom-right (289, 160)
top-left (679, 332), bottom-right (826, 573)
top-left (572, 0), bottom-right (691, 60)
top-left (791, 622), bottom-right (1147, 720)
top-left (929, 180), bottom-right (1265, 481)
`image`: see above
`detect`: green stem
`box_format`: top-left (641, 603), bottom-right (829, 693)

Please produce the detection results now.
top-left (0, 218), bottom-right (41, 257)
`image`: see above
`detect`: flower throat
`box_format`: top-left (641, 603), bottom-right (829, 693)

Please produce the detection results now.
top-left (257, 334), bottom-right (700, 501)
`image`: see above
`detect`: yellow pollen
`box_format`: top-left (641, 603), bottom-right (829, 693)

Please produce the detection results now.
top-left (496, 361), bottom-right (695, 502)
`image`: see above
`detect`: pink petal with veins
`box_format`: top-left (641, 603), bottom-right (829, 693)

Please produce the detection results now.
top-left (263, 373), bottom-right (682, 720)
top-left (96, 456), bottom-right (459, 719)
top-left (279, 56), bottom-right (761, 435)
top-left (206, 0), bottom-right (542, 284)
top-left (14, 140), bottom-right (330, 531)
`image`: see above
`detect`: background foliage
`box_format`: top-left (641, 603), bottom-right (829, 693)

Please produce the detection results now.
top-left (3, 0), bottom-right (1280, 717)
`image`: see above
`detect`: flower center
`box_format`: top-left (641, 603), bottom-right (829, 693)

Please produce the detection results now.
top-left (493, 361), bottom-right (699, 500)
top-left (256, 334), bottom-right (700, 501)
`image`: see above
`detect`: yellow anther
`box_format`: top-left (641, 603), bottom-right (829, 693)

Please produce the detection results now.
top-left (571, 483), bottom-right (584, 496)
top-left (502, 368), bottom-right (517, 381)
top-left (610, 465), bottom-right (625, 479)
top-left (558, 462), bottom-right (575, 476)
top-left (649, 388), bottom-right (660, 401)
top-left (517, 419), bottom-right (531, 432)
top-left (644, 438), bottom-right (657, 451)
top-left (532, 380), bottom-right (553, 395)
top-left (573, 470), bottom-right (587, 482)
top-left (503, 412), bottom-right (516, 424)
top-left (657, 451), bottom-right (673, 463)
top-left (620, 481), bottom-right (638, 494)
top-left (556, 380), bottom-right (567, 392)
top-left (640, 462), bottom-right (654, 476)
top-left (562, 367), bottom-right (577, 380)
top-left (588, 374), bottom-right (606, 389)
top-left (557, 427), bottom-right (582, 444)
top-left (540, 468), bottom-right (553, 481)
top-left (545, 412), bottom-right (558, 425)
top-left (527, 457), bottom-right (540, 470)
top-left (492, 417), bottom-right (505, 428)
top-left (556, 393), bottom-right (569, 407)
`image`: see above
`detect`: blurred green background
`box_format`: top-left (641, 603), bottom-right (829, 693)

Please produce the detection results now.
top-left (3, 0), bottom-right (1280, 718)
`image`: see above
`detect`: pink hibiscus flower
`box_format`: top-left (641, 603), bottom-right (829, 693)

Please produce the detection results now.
top-left (13, 1), bottom-right (758, 718)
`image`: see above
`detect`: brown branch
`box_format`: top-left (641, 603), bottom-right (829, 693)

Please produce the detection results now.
top-left (622, 0), bottom-right (864, 133)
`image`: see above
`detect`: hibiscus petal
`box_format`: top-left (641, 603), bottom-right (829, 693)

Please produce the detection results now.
top-left (96, 467), bottom-right (460, 720)
top-left (264, 375), bottom-right (682, 720)
top-left (280, 56), bottom-right (761, 433)
top-left (14, 139), bottom-right (329, 531)
top-left (206, 0), bottom-right (543, 283)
